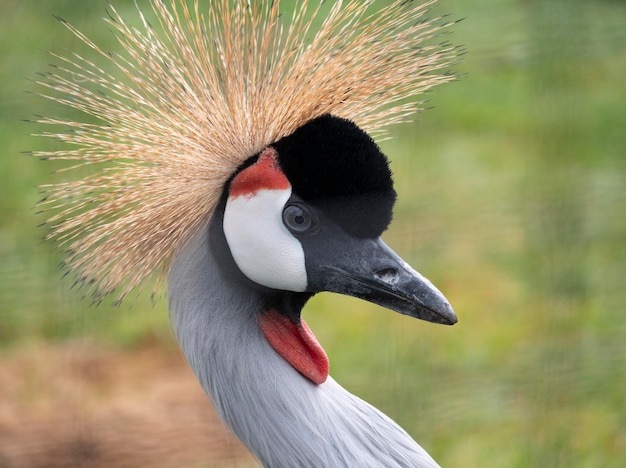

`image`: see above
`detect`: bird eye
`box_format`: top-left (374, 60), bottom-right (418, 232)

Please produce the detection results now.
top-left (283, 204), bottom-right (314, 233)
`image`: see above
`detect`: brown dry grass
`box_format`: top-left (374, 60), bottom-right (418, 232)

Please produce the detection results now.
top-left (0, 343), bottom-right (256, 467)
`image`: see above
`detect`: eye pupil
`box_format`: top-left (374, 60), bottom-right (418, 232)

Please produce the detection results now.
top-left (283, 204), bottom-right (314, 233)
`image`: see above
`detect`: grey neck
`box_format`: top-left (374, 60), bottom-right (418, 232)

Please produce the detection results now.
top-left (167, 226), bottom-right (439, 468)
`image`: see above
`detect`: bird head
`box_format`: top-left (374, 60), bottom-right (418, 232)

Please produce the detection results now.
top-left (36, 1), bottom-right (459, 383)
top-left (216, 114), bottom-right (456, 384)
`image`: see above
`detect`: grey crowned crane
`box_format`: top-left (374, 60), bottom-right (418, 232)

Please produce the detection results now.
top-left (36, 0), bottom-right (459, 466)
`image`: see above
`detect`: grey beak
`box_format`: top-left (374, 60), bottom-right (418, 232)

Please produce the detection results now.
top-left (306, 234), bottom-right (457, 325)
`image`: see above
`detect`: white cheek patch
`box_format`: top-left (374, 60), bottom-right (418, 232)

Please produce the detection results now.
top-left (223, 187), bottom-right (308, 292)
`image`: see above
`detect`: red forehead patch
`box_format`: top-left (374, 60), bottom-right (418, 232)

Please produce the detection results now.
top-left (229, 147), bottom-right (291, 198)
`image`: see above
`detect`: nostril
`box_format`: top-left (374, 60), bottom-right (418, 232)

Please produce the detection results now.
top-left (375, 268), bottom-right (399, 285)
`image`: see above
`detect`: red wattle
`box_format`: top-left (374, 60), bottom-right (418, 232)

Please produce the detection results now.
top-left (259, 308), bottom-right (329, 385)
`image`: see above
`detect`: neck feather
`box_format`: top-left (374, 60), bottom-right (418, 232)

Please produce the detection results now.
top-left (167, 226), bottom-right (439, 468)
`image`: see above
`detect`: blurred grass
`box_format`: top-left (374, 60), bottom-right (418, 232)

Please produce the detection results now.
top-left (1, 0), bottom-right (625, 466)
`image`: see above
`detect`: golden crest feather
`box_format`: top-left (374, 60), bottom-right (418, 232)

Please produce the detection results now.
top-left (35, 0), bottom-right (457, 300)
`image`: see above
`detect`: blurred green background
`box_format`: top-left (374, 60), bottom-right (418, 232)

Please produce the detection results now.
top-left (1, 0), bottom-right (625, 466)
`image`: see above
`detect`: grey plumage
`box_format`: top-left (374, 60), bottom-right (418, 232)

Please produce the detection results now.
top-left (169, 228), bottom-right (440, 467)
